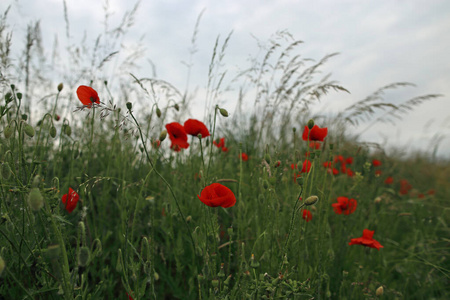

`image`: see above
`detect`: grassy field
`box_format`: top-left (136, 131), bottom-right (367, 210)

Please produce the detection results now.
top-left (0, 5), bottom-right (449, 300)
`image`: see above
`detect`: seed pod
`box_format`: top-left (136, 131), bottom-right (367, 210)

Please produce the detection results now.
top-left (28, 188), bottom-right (44, 211)
top-left (126, 102), bottom-right (132, 110)
top-left (219, 108), bottom-right (229, 117)
top-left (16, 93), bottom-right (23, 100)
top-left (78, 246), bottom-right (91, 267)
top-left (1, 163), bottom-right (11, 180)
top-left (23, 123), bottom-right (35, 137)
top-left (50, 126), bottom-right (57, 138)
top-left (4, 124), bottom-right (13, 138)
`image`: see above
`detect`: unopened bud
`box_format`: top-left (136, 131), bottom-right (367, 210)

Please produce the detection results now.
top-left (274, 160), bottom-right (281, 168)
top-left (156, 108), bottom-right (162, 118)
top-left (292, 127), bottom-right (296, 133)
top-left (219, 108), bottom-right (229, 117)
top-left (307, 119), bottom-right (315, 129)
top-left (5, 92), bottom-right (13, 104)
top-left (46, 244), bottom-right (60, 260)
top-left (57, 83), bottom-right (64, 92)
top-left (28, 187), bottom-right (44, 211)
top-left (186, 215), bottom-right (192, 223)
top-left (375, 286), bottom-right (384, 296)
top-left (304, 195), bottom-right (319, 206)
top-left (296, 176), bottom-right (304, 186)
top-left (4, 123), bottom-right (13, 138)
top-left (126, 102), bottom-right (132, 110)
top-left (64, 125), bottom-right (72, 136)
top-left (174, 104), bottom-right (180, 111)
top-left (21, 114), bottom-right (27, 120)
top-left (1, 163), bottom-right (11, 180)
top-left (329, 143), bottom-right (334, 150)
top-left (0, 256), bottom-right (5, 276)
top-left (159, 130), bottom-right (167, 142)
top-left (263, 180), bottom-right (269, 189)
top-left (16, 93), bottom-right (23, 100)
top-left (23, 123), bottom-right (35, 137)
top-left (264, 153), bottom-right (271, 164)
top-left (50, 126), bottom-right (57, 138)
top-left (78, 246), bottom-right (91, 267)
top-left (32, 175), bottom-right (41, 188)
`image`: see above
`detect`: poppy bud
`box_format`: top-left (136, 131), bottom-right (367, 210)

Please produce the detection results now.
top-left (64, 125), bottom-right (72, 136)
top-left (54, 114), bottom-right (60, 121)
top-left (374, 196), bottom-right (382, 204)
top-left (186, 215), bottom-right (192, 223)
top-left (292, 127), bottom-right (296, 133)
top-left (296, 176), bottom-right (304, 186)
top-left (78, 246), bottom-right (91, 267)
top-left (304, 195), bottom-right (319, 206)
top-left (5, 92), bottom-right (13, 104)
top-left (10, 84), bottom-right (15, 90)
top-left (126, 102), bottom-right (132, 110)
top-left (57, 83), bottom-right (64, 92)
top-left (23, 123), bottom-right (35, 137)
top-left (250, 254), bottom-right (260, 269)
top-left (156, 108), bottom-right (162, 118)
top-left (1, 163), bottom-right (11, 180)
top-left (16, 93), bottom-right (23, 100)
top-left (32, 175), bottom-right (41, 188)
top-left (154, 271), bottom-right (160, 281)
top-left (21, 114), bottom-right (27, 120)
top-left (50, 126), bottom-right (57, 138)
top-left (28, 187), bottom-right (44, 211)
top-left (219, 108), bottom-right (229, 117)
top-left (274, 160), bottom-right (281, 168)
top-left (307, 119), bottom-right (315, 129)
top-left (174, 104), bottom-right (180, 111)
top-left (375, 286), bottom-right (384, 296)
top-left (159, 130), bottom-right (167, 142)
top-left (0, 256), bottom-right (5, 277)
top-left (211, 279), bottom-right (219, 288)
top-left (4, 123), bottom-right (13, 138)
top-left (224, 274), bottom-right (232, 286)
top-left (264, 153), bottom-right (271, 164)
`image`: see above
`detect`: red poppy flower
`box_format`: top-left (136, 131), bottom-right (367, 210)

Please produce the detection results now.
top-left (183, 119), bottom-right (210, 138)
top-left (302, 125), bottom-right (328, 142)
top-left (332, 168), bottom-right (339, 175)
top-left (340, 163), bottom-right (347, 174)
top-left (274, 161), bottom-right (281, 168)
top-left (418, 193), bottom-right (425, 199)
top-left (302, 209), bottom-right (312, 222)
top-left (126, 291), bottom-right (134, 300)
top-left (384, 176), bottom-right (394, 185)
top-left (240, 153), bottom-right (248, 161)
top-left (152, 140), bottom-right (161, 149)
top-left (291, 163), bottom-right (298, 170)
top-left (349, 229), bottom-right (383, 250)
top-left (346, 169), bottom-right (354, 177)
top-left (76, 85), bottom-right (100, 108)
top-left (345, 157), bottom-right (353, 165)
top-left (332, 196), bottom-right (357, 215)
top-left (372, 159), bottom-right (382, 167)
top-left (61, 187), bottom-right (79, 213)
top-left (301, 160), bottom-right (311, 173)
top-left (375, 170), bottom-right (382, 176)
top-left (221, 146), bottom-right (229, 152)
top-left (309, 141), bottom-right (321, 149)
top-left (213, 138), bottom-right (225, 148)
top-left (334, 155), bottom-right (344, 163)
top-left (427, 189), bottom-right (435, 195)
top-left (165, 122), bottom-right (189, 151)
top-left (399, 179), bottom-right (412, 195)
top-left (323, 162), bottom-right (332, 168)
top-left (197, 183), bottom-right (236, 208)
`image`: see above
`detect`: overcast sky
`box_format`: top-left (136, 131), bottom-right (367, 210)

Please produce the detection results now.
top-left (3, 0), bottom-right (450, 158)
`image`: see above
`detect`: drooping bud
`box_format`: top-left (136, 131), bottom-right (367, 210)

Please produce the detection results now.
top-left (57, 83), bottom-right (64, 92)
top-left (50, 126), bottom-right (57, 138)
top-left (264, 153), bottom-right (271, 164)
top-left (63, 124), bottom-right (72, 136)
top-left (296, 176), bottom-right (304, 186)
top-left (23, 122), bottom-right (35, 137)
top-left (1, 163), bottom-right (11, 180)
top-left (219, 108), bottom-right (229, 117)
top-left (28, 187), bottom-right (44, 211)
top-left (78, 246), bottom-right (91, 267)
top-left (126, 102), bottom-right (132, 110)
top-left (159, 130), bottom-right (167, 142)
top-left (4, 123), bottom-right (14, 138)
top-left (0, 256), bottom-right (6, 276)
top-left (156, 108), bottom-right (162, 118)
top-left (174, 103), bottom-right (180, 111)
top-left (304, 195), bottom-right (319, 206)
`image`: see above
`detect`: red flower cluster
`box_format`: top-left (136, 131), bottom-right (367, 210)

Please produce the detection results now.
top-left (197, 183), bottom-right (236, 208)
top-left (61, 188), bottom-right (80, 213)
top-left (384, 176), bottom-right (394, 185)
top-left (349, 229), bottom-right (383, 250)
top-left (399, 179), bottom-right (412, 195)
top-left (302, 125), bottom-right (328, 142)
top-left (372, 159), bottom-right (382, 167)
top-left (76, 86), bottom-right (100, 108)
top-left (213, 138), bottom-right (228, 152)
top-left (324, 155), bottom-right (354, 177)
top-left (302, 209), bottom-right (312, 222)
top-left (332, 197), bottom-right (357, 215)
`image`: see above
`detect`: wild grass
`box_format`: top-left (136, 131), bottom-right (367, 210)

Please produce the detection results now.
top-left (0, 4), bottom-right (449, 300)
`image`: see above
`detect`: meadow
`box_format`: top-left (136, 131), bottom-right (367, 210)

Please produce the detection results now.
top-left (0, 5), bottom-right (449, 299)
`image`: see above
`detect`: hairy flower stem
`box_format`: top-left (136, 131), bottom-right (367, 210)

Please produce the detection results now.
top-left (88, 106), bottom-right (95, 160)
top-left (205, 106), bottom-right (218, 182)
top-left (129, 111), bottom-right (196, 251)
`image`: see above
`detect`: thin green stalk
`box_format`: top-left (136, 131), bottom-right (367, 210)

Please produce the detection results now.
top-left (5, 268), bottom-right (35, 300)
